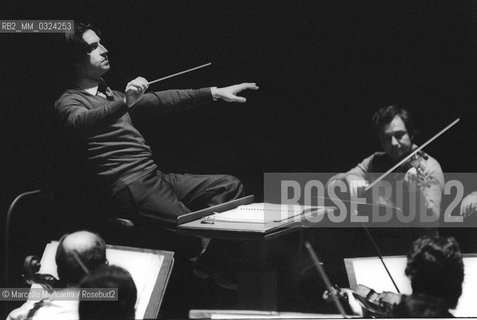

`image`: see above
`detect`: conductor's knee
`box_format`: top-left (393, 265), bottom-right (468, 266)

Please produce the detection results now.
top-left (219, 175), bottom-right (245, 199)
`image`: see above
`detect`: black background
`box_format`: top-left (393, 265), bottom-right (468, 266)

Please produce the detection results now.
top-left (2, 0), bottom-right (477, 233)
top-left (3, 1), bottom-right (477, 317)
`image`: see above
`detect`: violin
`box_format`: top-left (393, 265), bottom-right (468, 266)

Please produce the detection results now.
top-left (398, 150), bottom-right (429, 172)
top-left (305, 241), bottom-right (403, 318)
top-left (399, 149), bottom-right (434, 191)
top-left (358, 150), bottom-right (432, 200)
top-left (323, 284), bottom-right (402, 317)
top-left (22, 255), bottom-right (64, 292)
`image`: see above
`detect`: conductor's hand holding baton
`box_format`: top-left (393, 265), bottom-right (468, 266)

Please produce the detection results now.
top-left (125, 77), bottom-right (149, 107)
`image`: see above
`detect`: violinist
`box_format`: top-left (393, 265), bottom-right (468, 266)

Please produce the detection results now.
top-left (392, 235), bottom-right (464, 317)
top-left (327, 105), bottom-right (445, 221)
top-left (7, 231), bottom-right (108, 320)
top-left (319, 235), bottom-right (464, 317)
top-left (312, 106), bottom-right (445, 287)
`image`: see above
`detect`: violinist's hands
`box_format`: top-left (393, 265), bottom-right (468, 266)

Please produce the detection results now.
top-left (404, 166), bottom-right (431, 189)
top-left (125, 77), bottom-right (149, 107)
top-left (460, 192), bottom-right (477, 217)
top-left (323, 288), bottom-right (363, 317)
top-left (345, 175), bottom-right (368, 199)
top-left (341, 288), bottom-right (364, 317)
top-left (322, 286), bottom-right (340, 301)
top-left (211, 83), bottom-right (259, 103)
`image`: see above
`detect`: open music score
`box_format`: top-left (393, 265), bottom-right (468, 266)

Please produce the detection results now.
top-left (212, 203), bottom-right (325, 224)
top-left (178, 196), bottom-right (335, 237)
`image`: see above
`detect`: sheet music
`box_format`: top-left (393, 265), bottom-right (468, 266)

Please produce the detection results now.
top-left (38, 242), bottom-right (163, 319)
top-left (213, 203), bottom-right (322, 224)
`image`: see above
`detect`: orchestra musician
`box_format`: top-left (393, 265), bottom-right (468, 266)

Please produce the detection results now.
top-left (303, 235), bottom-right (464, 318)
top-left (391, 235), bottom-right (464, 317)
top-left (309, 105), bottom-right (445, 288)
top-left (79, 265), bottom-right (137, 320)
top-left (327, 104), bottom-right (445, 221)
top-left (7, 231), bottom-right (108, 320)
top-left (344, 235), bottom-right (464, 317)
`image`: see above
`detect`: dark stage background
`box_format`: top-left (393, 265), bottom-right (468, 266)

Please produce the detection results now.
top-left (2, 0), bottom-right (477, 307)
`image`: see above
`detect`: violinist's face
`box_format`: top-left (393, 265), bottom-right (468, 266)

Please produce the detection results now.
top-left (379, 115), bottom-right (413, 161)
top-left (76, 29), bottom-right (110, 79)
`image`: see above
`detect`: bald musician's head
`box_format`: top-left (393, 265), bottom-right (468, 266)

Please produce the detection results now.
top-left (55, 231), bottom-right (107, 286)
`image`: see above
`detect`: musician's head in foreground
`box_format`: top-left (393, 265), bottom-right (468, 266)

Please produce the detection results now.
top-left (405, 235), bottom-right (464, 310)
top-left (55, 230), bottom-right (108, 287)
top-left (372, 105), bottom-right (415, 162)
top-left (64, 23), bottom-right (109, 81)
top-left (79, 265), bottom-right (137, 320)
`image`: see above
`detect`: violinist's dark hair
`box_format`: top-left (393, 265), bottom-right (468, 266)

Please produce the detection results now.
top-left (405, 235), bottom-right (464, 309)
top-left (372, 105), bottom-right (416, 137)
top-left (55, 231), bottom-right (107, 285)
top-left (64, 22), bottom-right (102, 68)
top-left (79, 265), bottom-right (137, 320)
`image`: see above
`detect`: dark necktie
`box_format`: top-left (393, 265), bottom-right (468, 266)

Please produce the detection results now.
top-left (26, 299), bottom-right (46, 319)
top-left (97, 79), bottom-right (114, 101)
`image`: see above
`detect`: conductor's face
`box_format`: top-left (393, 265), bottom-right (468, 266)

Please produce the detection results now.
top-left (378, 115), bottom-right (413, 162)
top-left (78, 29), bottom-right (110, 79)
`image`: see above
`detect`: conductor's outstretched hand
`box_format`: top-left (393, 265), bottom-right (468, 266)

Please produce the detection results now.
top-left (211, 83), bottom-right (259, 103)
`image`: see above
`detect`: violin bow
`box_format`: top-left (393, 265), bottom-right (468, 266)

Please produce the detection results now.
top-left (314, 196), bottom-right (402, 293)
top-left (305, 241), bottom-right (349, 318)
top-left (314, 118), bottom-right (459, 297)
top-left (361, 225), bottom-right (401, 293)
top-left (364, 117), bottom-right (460, 192)
top-left (148, 62), bottom-right (212, 85)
